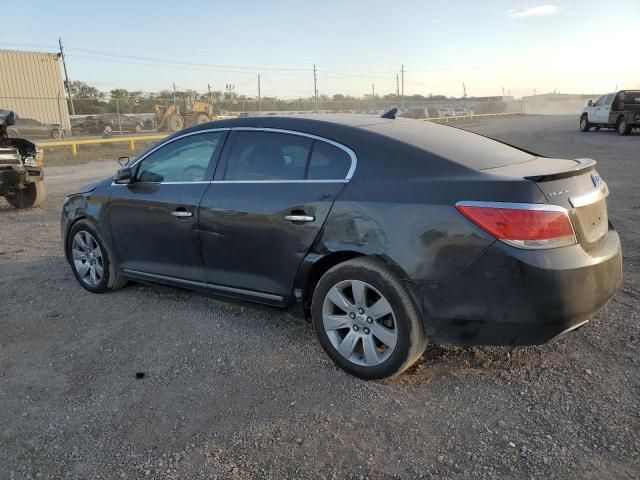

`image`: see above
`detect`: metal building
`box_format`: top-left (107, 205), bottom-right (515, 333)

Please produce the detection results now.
top-left (0, 49), bottom-right (71, 132)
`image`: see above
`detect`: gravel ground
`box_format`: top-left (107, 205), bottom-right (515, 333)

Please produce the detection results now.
top-left (1, 115), bottom-right (638, 479)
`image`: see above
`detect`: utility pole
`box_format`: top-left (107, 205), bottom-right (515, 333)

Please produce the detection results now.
top-left (258, 74), bottom-right (261, 112)
top-left (207, 83), bottom-right (212, 106)
top-left (502, 86), bottom-right (505, 98)
top-left (173, 83), bottom-right (177, 103)
top-left (396, 74), bottom-right (400, 100)
top-left (462, 82), bottom-right (467, 98)
top-left (58, 38), bottom-right (75, 115)
top-left (313, 64), bottom-right (318, 111)
top-left (372, 83), bottom-right (375, 113)
top-left (401, 64), bottom-right (405, 109)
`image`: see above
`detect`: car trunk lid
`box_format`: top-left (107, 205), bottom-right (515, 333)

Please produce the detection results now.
top-left (483, 157), bottom-right (609, 251)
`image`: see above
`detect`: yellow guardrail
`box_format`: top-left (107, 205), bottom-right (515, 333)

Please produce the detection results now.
top-left (36, 112), bottom-right (523, 156)
top-left (37, 134), bottom-right (168, 156)
top-left (426, 112), bottom-right (522, 124)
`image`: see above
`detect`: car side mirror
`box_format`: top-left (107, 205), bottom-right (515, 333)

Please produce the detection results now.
top-left (118, 156), bottom-right (130, 166)
top-left (4, 111), bottom-right (16, 126)
top-left (588, 100), bottom-right (594, 106)
top-left (115, 166), bottom-right (133, 184)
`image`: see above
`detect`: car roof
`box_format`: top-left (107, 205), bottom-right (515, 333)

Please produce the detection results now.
top-left (188, 114), bottom-right (535, 169)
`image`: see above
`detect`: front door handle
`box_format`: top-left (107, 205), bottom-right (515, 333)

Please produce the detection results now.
top-left (285, 214), bottom-right (315, 222)
top-left (171, 210), bottom-right (193, 218)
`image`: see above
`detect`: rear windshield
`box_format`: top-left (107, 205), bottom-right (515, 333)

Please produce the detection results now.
top-left (362, 120), bottom-right (535, 170)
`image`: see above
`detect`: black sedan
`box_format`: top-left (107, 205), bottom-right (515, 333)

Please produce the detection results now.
top-left (60, 114), bottom-right (622, 379)
top-left (78, 114), bottom-right (144, 135)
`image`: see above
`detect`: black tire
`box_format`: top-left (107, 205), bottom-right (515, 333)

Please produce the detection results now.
top-left (5, 182), bottom-right (45, 208)
top-left (135, 123), bottom-right (142, 133)
top-left (579, 114), bottom-right (591, 132)
top-left (167, 114), bottom-right (184, 132)
top-left (311, 257), bottom-right (427, 380)
top-left (51, 128), bottom-right (61, 139)
top-left (66, 220), bottom-right (128, 293)
top-left (617, 116), bottom-right (631, 136)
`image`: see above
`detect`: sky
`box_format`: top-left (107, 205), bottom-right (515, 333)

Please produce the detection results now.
top-left (1, 0), bottom-right (639, 99)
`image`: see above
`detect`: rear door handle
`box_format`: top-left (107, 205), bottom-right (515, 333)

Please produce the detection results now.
top-left (285, 214), bottom-right (315, 222)
top-left (171, 210), bottom-right (193, 218)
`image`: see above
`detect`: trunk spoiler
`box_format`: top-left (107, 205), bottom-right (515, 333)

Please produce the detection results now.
top-left (523, 158), bottom-right (597, 182)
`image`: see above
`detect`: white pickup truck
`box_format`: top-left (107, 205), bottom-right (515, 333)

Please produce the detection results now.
top-left (580, 90), bottom-right (640, 135)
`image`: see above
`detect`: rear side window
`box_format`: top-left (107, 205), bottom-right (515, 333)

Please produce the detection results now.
top-left (307, 141), bottom-right (351, 180)
top-left (224, 131), bottom-right (312, 180)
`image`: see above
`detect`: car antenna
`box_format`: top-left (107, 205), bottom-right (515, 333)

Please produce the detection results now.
top-left (381, 107), bottom-right (397, 119)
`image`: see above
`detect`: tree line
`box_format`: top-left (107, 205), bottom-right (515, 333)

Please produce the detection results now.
top-left (66, 80), bottom-right (451, 115)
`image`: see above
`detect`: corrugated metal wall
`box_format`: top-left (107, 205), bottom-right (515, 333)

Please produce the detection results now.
top-left (0, 50), bottom-right (71, 131)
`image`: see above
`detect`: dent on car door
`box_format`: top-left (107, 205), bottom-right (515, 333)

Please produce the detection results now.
top-left (198, 130), bottom-right (354, 303)
top-left (106, 130), bottom-right (228, 282)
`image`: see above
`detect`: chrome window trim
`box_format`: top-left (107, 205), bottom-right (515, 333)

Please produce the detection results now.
top-left (229, 126), bottom-right (357, 180)
top-left (111, 126), bottom-right (358, 186)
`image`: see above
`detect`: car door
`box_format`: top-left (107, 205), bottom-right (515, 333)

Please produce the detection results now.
top-left (106, 129), bottom-right (228, 282)
top-left (198, 128), bottom-right (355, 304)
top-left (587, 96), bottom-right (605, 123)
top-left (595, 94), bottom-right (613, 123)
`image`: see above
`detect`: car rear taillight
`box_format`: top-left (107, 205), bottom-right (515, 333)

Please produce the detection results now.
top-left (456, 201), bottom-right (577, 249)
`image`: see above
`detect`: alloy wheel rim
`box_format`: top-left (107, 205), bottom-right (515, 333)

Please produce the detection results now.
top-left (71, 231), bottom-right (104, 287)
top-left (322, 279), bottom-right (397, 367)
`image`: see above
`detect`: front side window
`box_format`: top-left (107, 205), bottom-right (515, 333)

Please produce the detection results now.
top-left (224, 131), bottom-right (312, 180)
top-left (594, 95), bottom-right (606, 107)
top-left (136, 132), bottom-right (224, 183)
top-left (603, 94), bottom-right (614, 106)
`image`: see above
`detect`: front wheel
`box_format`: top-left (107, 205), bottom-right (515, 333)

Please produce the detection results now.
top-left (311, 258), bottom-right (427, 380)
top-left (5, 182), bottom-right (45, 208)
top-left (66, 221), bottom-right (127, 293)
top-left (579, 115), bottom-right (591, 132)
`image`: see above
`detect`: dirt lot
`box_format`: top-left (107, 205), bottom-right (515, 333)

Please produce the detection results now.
top-left (1, 115), bottom-right (638, 479)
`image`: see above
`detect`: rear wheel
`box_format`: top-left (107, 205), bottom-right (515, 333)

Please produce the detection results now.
top-left (103, 124), bottom-right (113, 135)
top-left (51, 128), bottom-right (61, 139)
top-left (5, 182), bottom-right (45, 208)
top-left (66, 221), bottom-right (127, 293)
top-left (311, 258), bottom-right (427, 380)
top-left (195, 113), bottom-right (209, 124)
top-left (617, 116), bottom-right (631, 136)
top-left (579, 114), bottom-right (591, 132)
top-left (135, 123), bottom-right (142, 133)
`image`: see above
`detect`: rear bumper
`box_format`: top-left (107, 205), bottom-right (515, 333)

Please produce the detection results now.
top-left (408, 228), bottom-right (622, 346)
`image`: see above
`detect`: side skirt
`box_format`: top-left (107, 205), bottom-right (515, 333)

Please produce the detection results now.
top-left (121, 268), bottom-right (290, 307)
